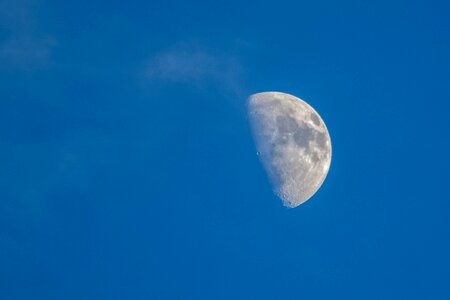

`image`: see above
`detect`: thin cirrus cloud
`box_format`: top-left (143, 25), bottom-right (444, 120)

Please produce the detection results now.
top-left (0, 0), bottom-right (57, 71)
top-left (0, 35), bottom-right (57, 70)
top-left (143, 43), bottom-right (246, 97)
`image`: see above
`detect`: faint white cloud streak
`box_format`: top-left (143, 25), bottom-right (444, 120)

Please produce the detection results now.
top-left (0, 0), bottom-right (57, 71)
top-left (143, 43), bottom-right (246, 98)
top-left (0, 35), bottom-right (56, 70)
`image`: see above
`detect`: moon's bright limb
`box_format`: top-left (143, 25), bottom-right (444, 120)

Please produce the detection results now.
top-left (248, 92), bottom-right (332, 208)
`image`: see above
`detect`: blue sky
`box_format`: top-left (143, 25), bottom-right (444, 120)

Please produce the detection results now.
top-left (1, 0), bottom-right (450, 299)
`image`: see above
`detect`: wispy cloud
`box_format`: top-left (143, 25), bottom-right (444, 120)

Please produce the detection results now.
top-left (0, 0), bottom-right (57, 71)
top-left (143, 42), bottom-right (246, 98)
top-left (0, 35), bottom-right (56, 70)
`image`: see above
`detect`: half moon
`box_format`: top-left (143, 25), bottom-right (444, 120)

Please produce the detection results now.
top-left (247, 91), bottom-right (332, 208)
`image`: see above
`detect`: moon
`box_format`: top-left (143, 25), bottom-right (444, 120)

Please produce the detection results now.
top-left (247, 91), bottom-right (332, 208)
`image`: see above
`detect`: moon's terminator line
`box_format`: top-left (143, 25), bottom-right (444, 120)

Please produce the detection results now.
top-left (248, 92), bottom-right (332, 208)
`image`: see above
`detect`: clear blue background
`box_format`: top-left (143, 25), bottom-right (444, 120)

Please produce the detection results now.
top-left (1, 0), bottom-right (450, 299)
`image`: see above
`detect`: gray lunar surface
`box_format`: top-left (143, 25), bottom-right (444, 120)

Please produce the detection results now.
top-left (248, 92), bottom-right (332, 208)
